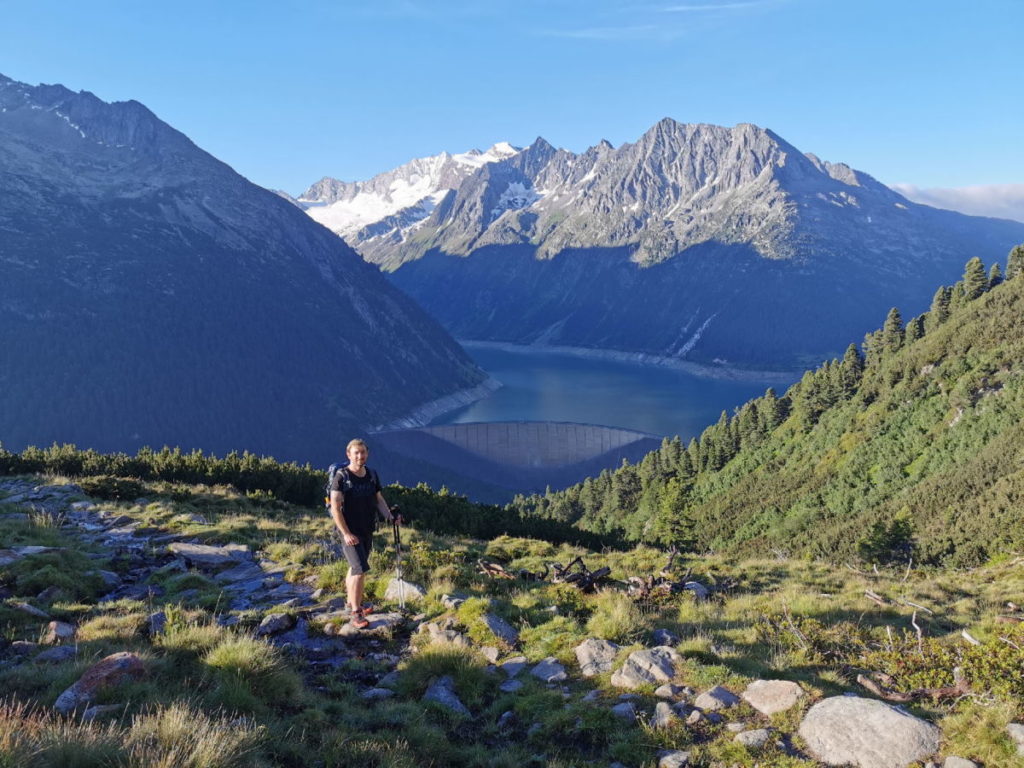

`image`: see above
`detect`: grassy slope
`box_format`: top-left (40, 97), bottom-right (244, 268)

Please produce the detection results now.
top-left (688, 272), bottom-right (1024, 564)
top-left (516, 271), bottom-right (1024, 567)
top-left (3, 476), bottom-right (1024, 767)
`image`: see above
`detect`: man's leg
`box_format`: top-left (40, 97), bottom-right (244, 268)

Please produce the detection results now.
top-left (346, 571), bottom-right (365, 612)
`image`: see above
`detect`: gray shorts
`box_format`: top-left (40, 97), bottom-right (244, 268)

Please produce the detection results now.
top-left (338, 532), bottom-right (373, 575)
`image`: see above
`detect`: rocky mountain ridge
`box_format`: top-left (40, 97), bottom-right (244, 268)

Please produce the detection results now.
top-left (0, 73), bottom-right (484, 462)
top-left (299, 118), bottom-right (1024, 368)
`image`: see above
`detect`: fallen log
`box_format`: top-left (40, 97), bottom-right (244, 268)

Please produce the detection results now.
top-left (856, 669), bottom-right (970, 703)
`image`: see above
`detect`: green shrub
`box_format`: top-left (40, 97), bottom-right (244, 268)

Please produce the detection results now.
top-left (519, 616), bottom-right (587, 662)
top-left (78, 475), bottom-right (144, 501)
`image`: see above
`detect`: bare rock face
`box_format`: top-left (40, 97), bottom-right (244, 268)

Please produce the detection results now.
top-left (574, 637), bottom-right (620, 677)
top-left (53, 651), bottom-right (145, 715)
top-left (798, 696), bottom-right (941, 768)
top-left (741, 679), bottom-right (805, 715)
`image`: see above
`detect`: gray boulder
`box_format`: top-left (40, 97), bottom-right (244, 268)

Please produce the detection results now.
top-left (423, 675), bottom-right (471, 717)
top-left (530, 657), bottom-right (567, 683)
top-left (657, 750), bottom-right (691, 768)
top-left (574, 637), bottom-right (619, 677)
top-left (610, 646), bottom-right (682, 689)
top-left (610, 702), bottom-right (637, 721)
top-left (482, 613), bottom-right (519, 646)
top-left (741, 679), bottom-right (805, 715)
top-left (694, 685), bottom-right (740, 711)
top-left (384, 578), bottom-right (426, 603)
top-left (256, 613), bottom-right (295, 636)
top-left (167, 542), bottom-right (251, 569)
top-left (943, 758), bottom-right (978, 768)
top-left (36, 645), bottom-right (77, 663)
top-left (361, 688), bottom-right (396, 700)
top-left (501, 656), bottom-right (528, 677)
top-left (500, 679), bottom-right (524, 694)
top-left (42, 621), bottom-right (76, 645)
top-left (655, 683), bottom-right (690, 699)
top-left (735, 728), bottom-right (772, 749)
top-left (651, 628), bottom-right (679, 646)
top-left (1008, 723), bottom-right (1024, 755)
top-left (798, 696), bottom-right (941, 767)
top-left (54, 652), bottom-right (145, 715)
top-left (651, 701), bottom-right (677, 729)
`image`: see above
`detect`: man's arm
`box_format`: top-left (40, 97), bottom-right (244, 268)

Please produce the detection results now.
top-left (376, 492), bottom-right (395, 523)
top-left (330, 490), bottom-right (359, 545)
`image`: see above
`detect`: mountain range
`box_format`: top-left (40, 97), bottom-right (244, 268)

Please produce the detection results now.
top-left (0, 73), bottom-right (485, 464)
top-left (298, 121), bottom-right (1024, 370)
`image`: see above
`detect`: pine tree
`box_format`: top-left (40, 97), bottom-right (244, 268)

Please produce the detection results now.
top-left (881, 307), bottom-right (904, 353)
top-left (963, 257), bottom-right (988, 301)
top-left (906, 314), bottom-right (925, 343)
top-left (927, 285), bottom-right (951, 332)
top-left (988, 263), bottom-right (1003, 290)
top-left (840, 343), bottom-right (864, 395)
top-left (1007, 244), bottom-right (1024, 280)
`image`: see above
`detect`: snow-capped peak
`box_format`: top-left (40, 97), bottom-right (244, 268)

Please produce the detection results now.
top-left (300, 141), bottom-right (521, 240)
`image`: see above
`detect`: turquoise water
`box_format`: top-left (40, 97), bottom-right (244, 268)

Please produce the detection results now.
top-left (432, 346), bottom-right (796, 440)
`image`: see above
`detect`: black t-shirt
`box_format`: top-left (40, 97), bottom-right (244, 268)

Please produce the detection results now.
top-left (330, 466), bottom-right (382, 537)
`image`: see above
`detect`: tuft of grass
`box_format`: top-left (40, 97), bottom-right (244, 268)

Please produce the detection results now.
top-left (585, 589), bottom-right (647, 644)
top-left (396, 645), bottom-right (491, 710)
top-left (940, 700), bottom-right (1024, 768)
top-left (75, 611), bottom-right (147, 644)
top-left (203, 635), bottom-right (303, 709)
top-left (126, 702), bottom-right (265, 768)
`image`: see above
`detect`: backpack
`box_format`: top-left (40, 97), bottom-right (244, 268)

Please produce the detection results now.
top-left (324, 462), bottom-right (381, 512)
top-left (324, 460), bottom-right (349, 510)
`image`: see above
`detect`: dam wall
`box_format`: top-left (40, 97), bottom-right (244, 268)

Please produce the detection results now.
top-left (373, 421), bottom-right (661, 499)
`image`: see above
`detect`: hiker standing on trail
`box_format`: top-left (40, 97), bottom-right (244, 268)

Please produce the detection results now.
top-left (329, 438), bottom-right (398, 629)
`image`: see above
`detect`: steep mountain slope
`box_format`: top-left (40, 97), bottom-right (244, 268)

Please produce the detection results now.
top-left (302, 121), bottom-right (1024, 369)
top-left (0, 74), bottom-right (485, 463)
top-left (510, 255), bottom-right (1024, 566)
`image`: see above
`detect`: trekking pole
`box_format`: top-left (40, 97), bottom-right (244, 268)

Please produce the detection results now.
top-left (391, 506), bottom-right (405, 610)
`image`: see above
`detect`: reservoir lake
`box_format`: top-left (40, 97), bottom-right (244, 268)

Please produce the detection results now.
top-left (431, 345), bottom-right (798, 440)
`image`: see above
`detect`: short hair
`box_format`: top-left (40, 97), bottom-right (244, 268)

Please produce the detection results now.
top-left (346, 438), bottom-right (368, 454)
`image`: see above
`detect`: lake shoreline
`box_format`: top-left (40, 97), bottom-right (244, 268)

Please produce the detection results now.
top-left (459, 340), bottom-right (801, 385)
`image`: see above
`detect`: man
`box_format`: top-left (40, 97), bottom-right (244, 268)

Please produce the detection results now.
top-left (329, 438), bottom-right (398, 629)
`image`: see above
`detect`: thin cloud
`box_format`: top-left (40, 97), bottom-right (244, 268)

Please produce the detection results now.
top-left (891, 183), bottom-right (1024, 223)
top-left (539, 24), bottom-right (683, 41)
top-left (661, 1), bottom-right (766, 11)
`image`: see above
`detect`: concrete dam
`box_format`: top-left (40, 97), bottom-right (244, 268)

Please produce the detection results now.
top-left (373, 421), bottom-right (661, 501)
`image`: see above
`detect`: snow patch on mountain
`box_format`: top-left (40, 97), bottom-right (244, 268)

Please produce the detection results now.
top-left (490, 182), bottom-right (541, 220)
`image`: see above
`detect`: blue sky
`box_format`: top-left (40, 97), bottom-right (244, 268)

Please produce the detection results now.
top-left (3, 0), bottom-right (1022, 202)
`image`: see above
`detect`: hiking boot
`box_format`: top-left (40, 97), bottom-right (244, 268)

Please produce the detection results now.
top-left (347, 603), bottom-right (374, 617)
top-left (349, 610), bottom-right (370, 630)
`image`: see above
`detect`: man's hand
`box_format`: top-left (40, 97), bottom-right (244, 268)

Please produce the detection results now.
top-left (342, 532), bottom-right (360, 546)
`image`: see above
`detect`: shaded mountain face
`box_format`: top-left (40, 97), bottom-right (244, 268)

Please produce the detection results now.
top-left (301, 120), bottom-right (1024, 369)
top-left (0, 74), bottom-right (485, 463)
